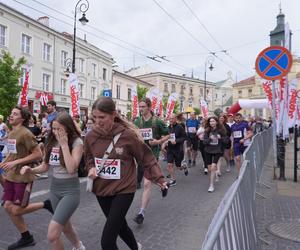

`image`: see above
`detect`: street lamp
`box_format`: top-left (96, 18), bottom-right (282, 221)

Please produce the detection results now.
top-left (204, 56), bottom-right (214, 102)
top-left (72, 0), bottom-right (89, 73)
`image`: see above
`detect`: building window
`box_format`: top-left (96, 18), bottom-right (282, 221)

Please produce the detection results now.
top-left (61, 51), bottom-right (68, 67)
top-left (60, 79), bottom-right (66, 95)
top-left (79, 58), bottom-right (84, 73)
top-left (103, 68), bottom-right (107, 80)
top-left (171, 84), bottom-right (176, 92)
top-left (0, 24), bottom-right (6, 47)
top-left (128, 88), bottom-right (131, 101)
top-left (91, 87), bottom-right (96, 100)
top-left (189, 87), bottom-right (193, 95)
top-left (248, 88), bottom-right (253, 97)
top-left (164, 82), bottom-right (168, 92)
top-left (79, 83), bottom-right (84, 98)
top-left (238, 90), bottom-right (242, 98)
top-left (200, 88), bottom-right (204, 97)
top-left (180, 85), bottom-right (184, 94)
top-left (116, 85), bottom-right (121, 99)
top-left (19, 68), bottom-right (27, 85)
top-left (43, 43), bottom-right (51, 62)
top-left (42, 73), bottom-right (50, 92)
top-left (92, 63), bottom-right (97, 77)
top-left (21, 34), bottom-right (31, 54)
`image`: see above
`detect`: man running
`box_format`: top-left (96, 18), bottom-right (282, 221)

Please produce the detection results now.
top-left (186, 112), bottom-right (200, 166)
top-left (1, 106), bottom-right (52, 250)
top-left (133, 98), bottom-right (169, 225)
top-left (231, 113), bottom-right (253, 175)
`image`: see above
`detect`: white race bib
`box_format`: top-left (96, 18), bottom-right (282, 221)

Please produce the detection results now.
top-left (233, 131), bottom-right (242, 138)
top-left (95, 158), bottom-right (121, 180)
top-left (49, 147), bottom-right (60, 166)
top-left (7, 139), bottom-right (17, 154)
top-left (210, 135), bottom-right (219, 145)
top-left (169, 133), bottom-right (176, 143)
top-left (139, 128), bottom-right (153, 141)
top-left (188, 127), bottom-right (196, 133)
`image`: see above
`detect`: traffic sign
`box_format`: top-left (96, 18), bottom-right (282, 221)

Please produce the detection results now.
top-left (103, 89), bottom-right (112, 97)
top-left (255, 46), bottom-right (292, 80)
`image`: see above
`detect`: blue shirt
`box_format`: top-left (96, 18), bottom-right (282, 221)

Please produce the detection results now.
top-left (47, 111), bottom-right (57, 131)
top-left (186, 119), bottom-right (199, 135)
top-left (231, 121), bottom-right (249, 143)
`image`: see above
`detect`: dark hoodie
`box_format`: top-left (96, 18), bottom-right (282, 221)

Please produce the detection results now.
top-left (84, 122), bottom-right (165, 196)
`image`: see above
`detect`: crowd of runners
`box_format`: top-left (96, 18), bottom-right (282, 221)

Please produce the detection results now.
top-left (0, 96), bottom-right (271, 250)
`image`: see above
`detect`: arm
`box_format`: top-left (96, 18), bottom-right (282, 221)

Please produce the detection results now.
top-left (21, 162), bottom-right (49, 175)
top-left (203, 131), bottom-right (210, 145)
top-left (61, 143), bottom-right (83, 174)
top-left (84, 138), bottom-right (98, 180)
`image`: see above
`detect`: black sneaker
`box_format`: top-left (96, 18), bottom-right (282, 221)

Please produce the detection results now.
top-left (8, 236), bottom-right (36, 250)
top-left (168, 179), bottom-right (177, 187)
top-left (184, 167), bottom-right (189, 176)
top-left (133, 214), bottom-right (144, 225)
top-left (204, 168), bottom-right (208, 175)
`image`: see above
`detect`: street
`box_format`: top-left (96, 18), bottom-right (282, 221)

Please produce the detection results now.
top-left (0, 158), bottom-right (236, 250)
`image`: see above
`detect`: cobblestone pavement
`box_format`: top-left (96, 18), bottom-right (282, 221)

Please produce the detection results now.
top-left (256, 142), bottom-right (300, 250)
top-left (0, 158), bottom-right (236, 250)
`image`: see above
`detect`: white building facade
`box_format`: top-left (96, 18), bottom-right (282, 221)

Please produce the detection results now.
top-left (0, 3), bottom-right (114, 118)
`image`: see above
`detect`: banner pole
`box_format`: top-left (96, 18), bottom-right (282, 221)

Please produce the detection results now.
top-left (271, 80), bottom-right (278, 172)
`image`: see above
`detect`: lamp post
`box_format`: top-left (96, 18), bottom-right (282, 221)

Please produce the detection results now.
top-left (72, 0), bottom-right (89, 73)
top-left (204, 56), bottom-right (214, 102)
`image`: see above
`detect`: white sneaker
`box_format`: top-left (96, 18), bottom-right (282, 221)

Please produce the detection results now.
top-left (208, 186), bottom-right (214, 192)
top-left (204, 168), bottom-right (208, 175)
top-left (72, 241), bottom-right (86, 250)
top-left (138, 242), bottom-right (143, 250)
top-left (226, 166), bottom-right (231, 172)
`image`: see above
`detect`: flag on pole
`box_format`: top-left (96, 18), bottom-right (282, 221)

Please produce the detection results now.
top-left (18, 70), bottom-right (29, 107)
top-left (67, 73), bottom-right (80, 117)
top-left (165, 93), bottom-right (178, 119)
top-left (131, 85), bottom-right (139, 119)
top-left (287, 79), bottom-right (297, 128)
top-left (200, 99), bottom-right (209, 118)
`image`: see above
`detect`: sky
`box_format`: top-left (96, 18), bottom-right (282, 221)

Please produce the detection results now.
top-left (2, 0), bottom-right (300, 83)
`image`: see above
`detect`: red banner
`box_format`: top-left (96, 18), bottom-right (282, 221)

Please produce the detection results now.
top-left (18, 70), bottom-right (29, 107)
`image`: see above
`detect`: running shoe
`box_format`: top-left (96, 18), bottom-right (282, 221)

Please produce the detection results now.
top-left (138, 242), bottom-right (143, 250)
top-left (72, 241), bottom-right (86, 250)
top-left (226, 165), bottom-right (231, 172)
top-left (208, 186), bottom-right (214, 192)
top-left (7, 236), bottom-right (36, 250)
top-left (133, 214), bottom-right (144, 225)
top-left (204, 168), bottom-right (208, 175)
top-left (184, 167), bottom-right (189, 176)
top-left (168, 179), bottom-right (177, 187)
top-left (216, 171), bottom-right (221, 177)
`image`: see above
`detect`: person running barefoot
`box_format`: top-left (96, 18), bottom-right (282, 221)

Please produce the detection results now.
top-left (21, 112), bottom-right (85, 250)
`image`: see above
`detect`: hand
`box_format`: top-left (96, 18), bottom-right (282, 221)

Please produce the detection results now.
top-left (55, 129), bottom-right (68, 146)
top-left (88, 167), bottom-right (98, 180)
top-left (20, 166), bottom-right (31, 175)
top-left (240, 139), bottom-right (244, 144)
top-left (0, 161), bottom-right (16, 171)
top-left (171, 141), bottom-right (176, 145)
top-left (149, 139), bottom-right (160, 146)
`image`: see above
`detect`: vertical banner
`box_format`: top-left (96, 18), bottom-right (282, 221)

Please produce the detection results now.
top-left (157, 92), bottom-right (163, 117)
top-left (262, 80), bottom-right (273, 107)
top-left (200, 99), bottom-right (209, 118)
top-left (287, 79), bottom-right (297, 128)
top-left (166, 93), bottom-right (178, 119)
top-left (18, 70), bottom-right (29, 107)
top-left (146, 88), bottom-right (160, 113)
top-left (131, 85), bottom-right (139, 119)
top-left (67, 73), bottom-right (80, 117)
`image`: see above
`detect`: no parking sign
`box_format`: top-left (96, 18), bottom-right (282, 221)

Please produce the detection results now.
top-left (103, 90), bottom-right (112, 97)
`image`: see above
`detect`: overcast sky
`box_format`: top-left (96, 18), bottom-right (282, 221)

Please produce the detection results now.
top-left (2, 0), bottom-right (300, 82)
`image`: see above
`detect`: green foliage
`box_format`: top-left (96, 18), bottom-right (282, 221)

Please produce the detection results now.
top-left (193, 107), bottom-right (200, 115)
top-left (0, 51), bottom-right (26, 119)
top-left (214, 108), bottom-right (223, 117)
top-left (137, 84), bottom-right (148, 101)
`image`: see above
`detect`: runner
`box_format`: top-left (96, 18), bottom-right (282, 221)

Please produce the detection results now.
top-left (186, 112), bottom-right (200, 166)
top-left (166, 113), bottom-right (187, 187)
top-left (0, 114), bottom-right (9, 187)
top-left (84, 97), bottom-right (168, 250)
top-left (218, 114), bottom-right (232, 173)
top-left (226, 114), bottom-right (235, 167)
top-left (0, 106), bottom-right (52, 250)
top-left (203, 116), bottom-right (228, 192)
top-left (197, 120), bottom-right (208, 174)
top-left (231, 113), bottom-right (253, 175)
top-left (133, 98), bottom-right (169, 225)
top-left (21, 111), bottom-right (86, 250)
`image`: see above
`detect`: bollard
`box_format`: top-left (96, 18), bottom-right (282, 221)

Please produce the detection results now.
top-left (278, 136), bottom-right (286, 180)
top-left (294, 125), bottom-right (298, 182)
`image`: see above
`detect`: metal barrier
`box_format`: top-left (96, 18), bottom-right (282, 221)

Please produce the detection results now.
top-left (202, 128), bottom-right (273, 250)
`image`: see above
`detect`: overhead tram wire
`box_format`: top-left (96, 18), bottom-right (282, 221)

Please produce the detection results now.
top-left (10, 0), bottom-right (188, 72)
top-left (180, 0), bottom-right (252, 75)
top-left (151, 0), bottom-right (249, 78)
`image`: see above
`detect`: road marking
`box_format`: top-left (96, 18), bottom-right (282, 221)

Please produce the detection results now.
top-left (30, 177), bottom-right (87, 199)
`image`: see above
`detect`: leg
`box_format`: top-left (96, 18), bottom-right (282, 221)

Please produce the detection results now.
top-left (97, 194), bottom-right (137, 250)
top-left (140, 178), bottom-right (152, 212)
top-left (4, 201), bottom-right (29, 233)
top-left (48, 220), bottom-right (65, 250)
top-left (167, 163), bottom-right (175, 180)
top-left (63, 221), bottom-right (82, 249)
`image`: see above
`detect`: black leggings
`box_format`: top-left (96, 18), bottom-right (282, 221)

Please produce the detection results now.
top-left (96, 193), bottom-right (138, 250)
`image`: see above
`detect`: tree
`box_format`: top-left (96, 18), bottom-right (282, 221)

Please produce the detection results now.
top-left (214, 108), bottom-right (223, 117)
top-left (0, 51), bottom-right (26, 119)
top-left (137, 84), bottom-right (149, 101)
top-left (193, 107), bottom-right (200, 115)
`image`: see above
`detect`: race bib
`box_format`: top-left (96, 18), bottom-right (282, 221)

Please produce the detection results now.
top-left (169, 133), bottom-right (176, 143)
top-left (243, 138), bottom-right (251, 146)
top-left (49, 147), bottom-right (60, 166)
top-left (188, 127), bottom-right (196, 133)
top-left (7, 139), bottom-right (17, 154)
top-left (139, 128), bottom-right (153, 141)
top-left (95, 158), bottom-right (121, 180)
top-left (210, 135), bottom-right (219, 145)
top-left (233, 131), bottom-right (242, 138)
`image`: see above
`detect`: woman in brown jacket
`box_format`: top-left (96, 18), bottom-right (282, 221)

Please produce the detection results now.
top-left (84, 97), bottom-right (168, 250)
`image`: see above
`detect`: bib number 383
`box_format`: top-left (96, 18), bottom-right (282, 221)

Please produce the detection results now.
top-left (94, 158), bottom-right (121, 179)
